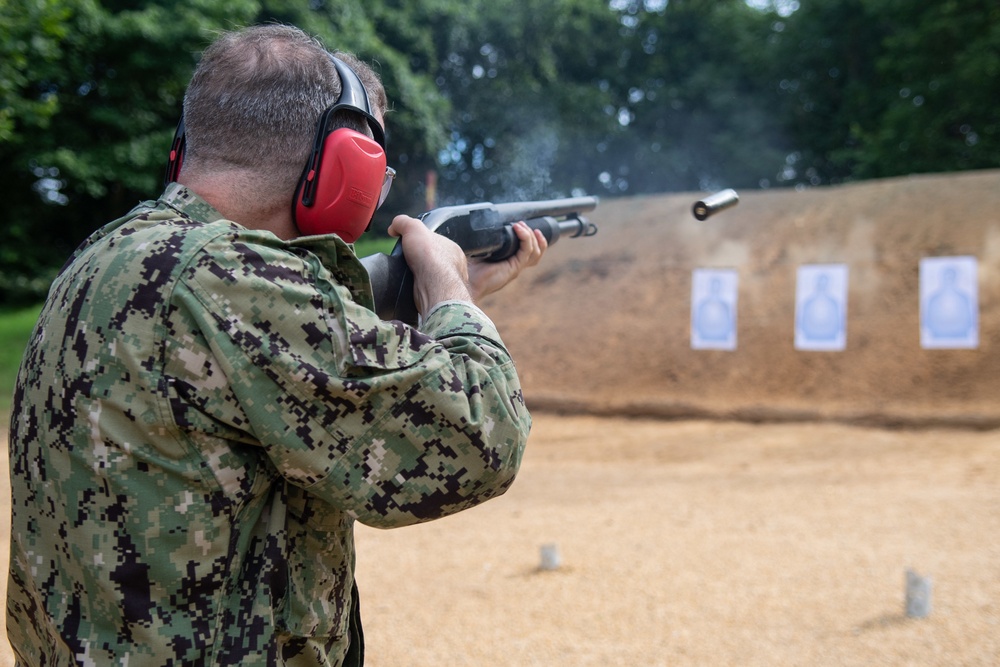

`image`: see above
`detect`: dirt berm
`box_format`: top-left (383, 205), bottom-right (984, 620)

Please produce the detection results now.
top-left (480, 169), bottom-right (1000, 429)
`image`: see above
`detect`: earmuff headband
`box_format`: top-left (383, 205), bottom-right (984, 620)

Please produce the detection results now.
top-left (164, 117), bottom-right (185, 186)
top-left (327, 56), bottom-right (385, 149)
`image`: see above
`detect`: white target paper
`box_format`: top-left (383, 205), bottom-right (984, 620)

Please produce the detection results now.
top-left (920, 256), bottom-right (978, 349)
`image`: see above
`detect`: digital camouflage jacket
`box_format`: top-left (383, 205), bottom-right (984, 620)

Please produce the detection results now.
top-left (7, 184), bottom-right (531, 666)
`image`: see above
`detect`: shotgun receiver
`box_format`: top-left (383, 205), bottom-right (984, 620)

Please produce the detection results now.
top-left (361, 196), bottom-right (599, 325)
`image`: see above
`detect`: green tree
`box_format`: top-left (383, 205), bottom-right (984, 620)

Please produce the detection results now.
top-left (0, 0), bottom-right (260, 303)
top-left (370, 0), bottom-right (625, 205)
top-left (0, 0), bottom-right (449, 303)
top-left (411, 0), bottom-right (785, 203)
top-left (765, 0), bottom-right (1000, 185)
top-left (1, 0), bottom-right (86, 301)
top-left (594, 0), bottom-right (787, 194)
top-left (861, 0), bottom-right (1000, 178)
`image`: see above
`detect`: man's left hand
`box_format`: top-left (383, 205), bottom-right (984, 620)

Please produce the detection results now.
top-left (468, 221), bottom-right (548, 300)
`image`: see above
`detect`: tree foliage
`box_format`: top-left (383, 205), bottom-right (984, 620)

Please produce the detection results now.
top-left (765, 0), bottom-right (1000, 186)
top-left (1, 0), bottom-right (998, 304)
top-left (0, 0), bottom-right (259, 301)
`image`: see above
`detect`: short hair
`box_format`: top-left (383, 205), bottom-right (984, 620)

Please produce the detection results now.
top-left (181, 24), bottom-right (388, 202)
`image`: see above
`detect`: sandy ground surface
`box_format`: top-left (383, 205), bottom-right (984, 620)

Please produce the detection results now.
top-left (352, 415), bottom-right (1000, 666)
top-left (2, 416), bottom-right (998, 666)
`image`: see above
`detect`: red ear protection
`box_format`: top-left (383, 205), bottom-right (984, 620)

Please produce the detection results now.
top-left (292, 56), bottom-right (390, 242)
top-left (293, 127), bottom-right (387, 242)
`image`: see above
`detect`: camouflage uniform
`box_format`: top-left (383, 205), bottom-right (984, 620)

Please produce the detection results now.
top-left (7, 183), bottom-right (531, 666)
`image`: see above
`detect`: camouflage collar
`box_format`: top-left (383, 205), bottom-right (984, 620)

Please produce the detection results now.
top-left (159, 182), bottom-right (228, 223)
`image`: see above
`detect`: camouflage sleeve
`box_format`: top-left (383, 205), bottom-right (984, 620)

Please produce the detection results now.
top-left (173, 235), bottom-right (530, 528)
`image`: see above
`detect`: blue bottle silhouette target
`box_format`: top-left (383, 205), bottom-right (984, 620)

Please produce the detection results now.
top-left (921, 257), bottom-right (978, 349)
top-left (800, 273), bottom-right (841, 341)
top-left (696, 277), bottom-right (733, 340)
top-left (691, 269), bottom-right (738, 350)
top-left (795, 264), bottom-right (848, 351)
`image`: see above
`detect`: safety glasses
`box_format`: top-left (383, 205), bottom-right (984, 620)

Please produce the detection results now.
top-left (378, 166), bottom-right (396, 209)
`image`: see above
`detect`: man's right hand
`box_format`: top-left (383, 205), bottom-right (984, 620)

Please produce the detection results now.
top-left (387, 214), bottom-right (474, 318)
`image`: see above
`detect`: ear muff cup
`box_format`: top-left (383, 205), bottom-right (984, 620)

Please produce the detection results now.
top-left (293, 128), bottom-right (387, 242)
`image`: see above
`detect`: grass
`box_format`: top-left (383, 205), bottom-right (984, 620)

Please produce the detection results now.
top-left (0, 304), bottom-right (42, 415)
top-left (354, 234), bottom-right (398, 258)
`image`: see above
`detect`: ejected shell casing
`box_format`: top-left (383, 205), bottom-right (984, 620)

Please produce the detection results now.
top-left (693, 188), bottom-right (740, 221)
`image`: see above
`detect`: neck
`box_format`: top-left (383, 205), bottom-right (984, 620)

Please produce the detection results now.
top-left (179, 171), bottom-right (299, 240)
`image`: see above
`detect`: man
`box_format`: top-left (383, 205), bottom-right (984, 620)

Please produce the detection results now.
top-left (7, 24), bottom-right (547, 666)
